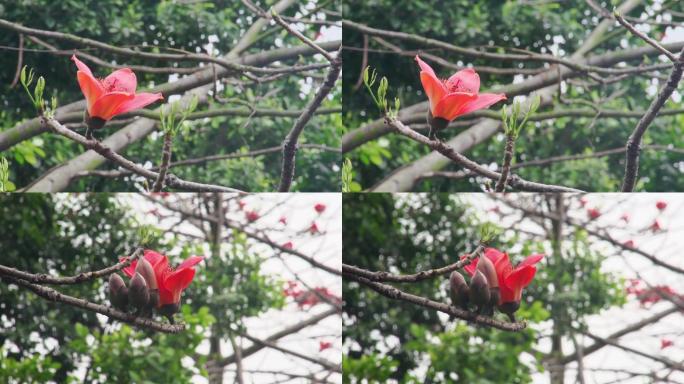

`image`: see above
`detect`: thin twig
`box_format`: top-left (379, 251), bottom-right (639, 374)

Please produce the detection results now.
top-left (387, 117), bottom-right (582, 192)
top-left (495, 132), bottom-right (516, 191)
top-left (278, 48), bottom-right (342, 191)
top-left (341, 244), bottom-right (484, 283)
top-left (621, 46), bottom-right (684, 191)
top-left (152, 131), bottom-right (174, 192)
top-left (0, 248), bottom-right (142, 285)
top-left (9, 33), bottom-right (23, 87)
top-left (42, 116), bottom-right (244, 193)
top-left (611, 10), bottom-right (679, 62)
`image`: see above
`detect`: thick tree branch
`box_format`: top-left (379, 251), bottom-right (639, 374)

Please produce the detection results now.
top-left (0, 276), bottom-right (184, 333)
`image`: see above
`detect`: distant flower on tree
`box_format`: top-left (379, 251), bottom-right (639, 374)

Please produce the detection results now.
top-left (620, 213), bottom-right (630, 223)
top-left (314, 203), bottom-right (326, 214)
top-left (245, 210), bottom-right (259, 222)
top-left (319, 341), bottom-right (333, 352)
top-left (587, 208), bottom-right (601, 220)
top-left (661, 339), bottom-right (674, 349)
top-left (282, 241), bottom-right (294, 250)
top-left (656, 201), bottom-right (667, 211)
top-left (279, 216), bottom-right (287, 225)
top-left (309, 222), bottom-right (320, 234)
top-left (650, 219), bottom-right (663, 232)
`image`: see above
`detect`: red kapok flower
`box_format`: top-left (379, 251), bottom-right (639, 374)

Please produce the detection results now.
top-left (661, 339), bottom-right (674, 349)
top-left (314, 203), bottom-right (326, 214)
top-left (620, 213), bottom-right (630, 223)
top-left (587, 208), bottom-right (601, 220)
top-left (623, 240), bottom-right (635, 248)
top-left (463, 248), bottom-right (544, 304)
top-left (416, 55), bottom-right (506, 122)
top-left (656, 201), bottom-right (667, 211)
top-left (579, 197), bottom-right (588, 207)
top-left (154, 253), bottom-right (204, 306)
top-left (238, 200), bottom-right (247, 210)
top-left (122, 249), bottom-right (204, 306)
top-left (279, 216), bottom-right (287, 225)
top-left (282, 241), bottom-right (294, 250)
top-left (72, 55), bottom-right (163, 121)
top-left (310, 222), bottom-right (320, 234)
top-left (319, 341), bottom-right (332, 352)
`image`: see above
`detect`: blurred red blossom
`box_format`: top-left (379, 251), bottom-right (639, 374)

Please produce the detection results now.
top-left (626, 280), bottom-right (680, 306)
top-left (650, 219), bottom-right (663, 232)
top-left (656, 201), bottom-right (667, 211)
top-left (620, 213), bottom-right (630, 223)
top-left (310, 222), bottom-right (320, 234)
top-left (623, 240), bottom-right (635, 248)
top-left (282, 242), bottom-right (294, 250)
top-left (283, 281), bottom-right (341, 308)
top-left (579, 197), bottom-right (588, 207)
top-left (587, 208), bottom-right (601, 220)
top-left (314, 204), bottom-right (326, 213)
top-left (238, 200), bottom-right (247, 210)
top-left (661, 339), bottom-right (674, 349)
top-left (279, 216), bottom-right (287, 225)
top-left (319, 341), bottom-right (332, 352)
top-left (245, 210), bottom-right (259, 222)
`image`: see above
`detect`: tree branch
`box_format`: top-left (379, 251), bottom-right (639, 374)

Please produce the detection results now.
top-left (344, 272), bottom-right (527, 332)
top-left (278, 48), bottom-right (342, 191)
top-left (0, 248), bottom-right (142, 285)
top-left (0, 275), bottom-right (185, 333)
top-left (341, 244), bottom-right (484, 283)
top-left (621, 46), bottom-right (684, 191)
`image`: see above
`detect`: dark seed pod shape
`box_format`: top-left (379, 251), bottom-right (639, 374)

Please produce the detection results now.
top-left (476, 256), bottom-right (498, 289)
top-left (469, 270), bottom-right (491, 311)
top-left (128, 272), bottom-right (150, 312)
top-left (135, 258), bottom-right (158, 290)
top-left (449, 271), bottom-right (470, 310)
top-left (158, 302), bottom-right (181, 324)
top-left (498, 301), bottom-right (521, 322)
top-left (108, 273), bottom-right (128, 311)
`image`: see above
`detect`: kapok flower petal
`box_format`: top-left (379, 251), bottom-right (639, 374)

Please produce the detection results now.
top-left (518, 254), bottom-right (544, 268)
top-left (103, 68), bottom-right (137, 93)
top-left (89, 92), bottom-right (135, 120)
top-left (420, 72), bottom-right (447, 115)
top-left (176, 256), bottom-right (205, 271)
top-left (143, 249), bottom-right (166, 267)
top-left (504, 265), bottom-right (537, 292)
top-left (484, 248), bottom-right (506, 264)
top-left (433, 92), bottom-right (477, 121)
top-left (457, 93), bottom-right (506, 116)
top-left (76, 72), bottom-right (104, 112)
top-left (71, 55), bottom-right (95, 78)
top-left (446, 68), bottom-right (480, 94)
top-left (112, 92), bottom-right (164, 116)
top-left (163, 268), bottom-right (196, 303)
top-left (415, 55), bottom-right (438, 78)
